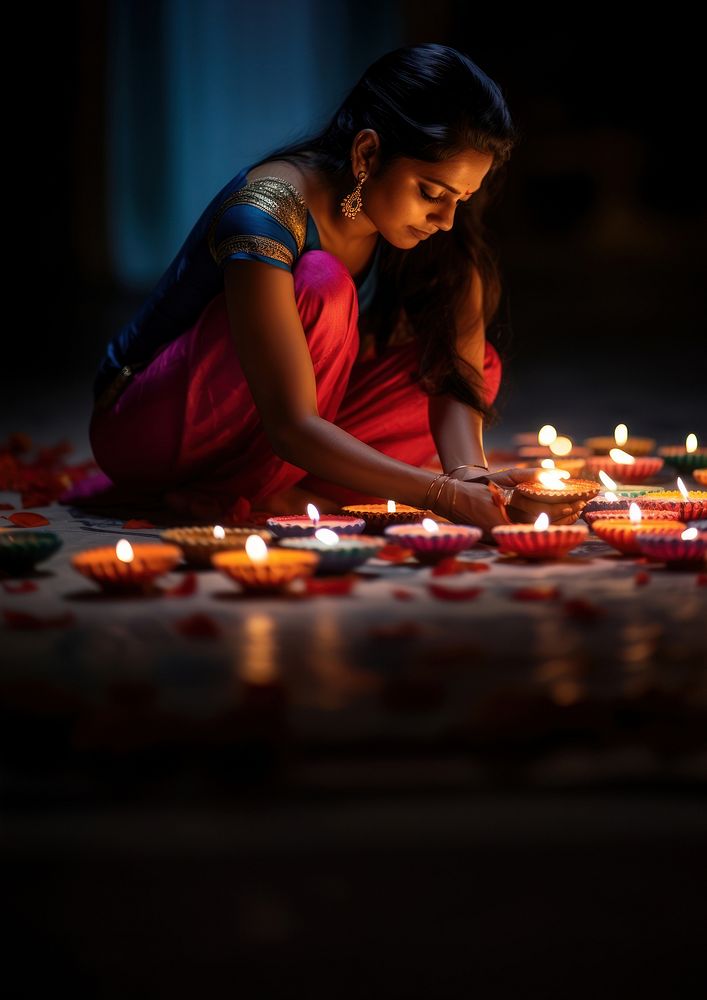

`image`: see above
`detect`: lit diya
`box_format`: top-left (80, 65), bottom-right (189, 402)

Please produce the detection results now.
top-left (71, 539), bottom-right (183, 594)
top-left (279, 527), bottom-right (386, 574)
top-left (635, 525), bottom-right (706, 569)
top-left (695, 469), bottom-right (707, 487)
top-left (636, 478), bottom-right (707, 521)
top-left (591, 503), bottom-right (686, 556)
top-left (266, 503), bottom-right (365, 538)
top-left (658, 434), bottom-right (706, 475)
top-left (584, 447), bottom-right (663, 485)
top-left (0, 530), bottom-right (62, 575)
top-left (585, 423), bottom-right (655, 457)
top-left (341, 499), bottom-right (426, 534)
top-left (212, 534), bottom-right (318, 592)
top-left (510, 470), bottom-right (602, 514)
top-left (581, 470), bottom-right (668, 522)
top-left (516, 424), bottom-right (589, 460)
top-left (492, 512), bottom-right (589, 560)
top-left (160, 524), bottom-right (273, 568)
top-left (383, 517), bottom-right (482, 565)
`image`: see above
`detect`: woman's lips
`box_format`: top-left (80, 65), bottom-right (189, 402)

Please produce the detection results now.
top-left (410, 225), bottom-right (435, 238)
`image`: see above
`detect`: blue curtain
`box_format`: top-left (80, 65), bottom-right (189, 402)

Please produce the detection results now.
top-left (107, 0), bottom-right (403, 288)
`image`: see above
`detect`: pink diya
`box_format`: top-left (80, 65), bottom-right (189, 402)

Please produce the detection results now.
top-left (212, 534), bottom-right (318, 592)
top-left (341, 501), bottom-right (426, 534)
top-left (71, 539), bottom-right (183, 594)
top-left (636, 481), bottom-right (707, 521)
top-left (584, 452), bottom-right (663, 484)
top-left (634, 526), bottom-right (706, 569)
top-left (383, 518), bottom-right (482, 565)
top-left (266, 502), bottom-right (365, 538)
top-left (492, 513), bottom-right (589, 560)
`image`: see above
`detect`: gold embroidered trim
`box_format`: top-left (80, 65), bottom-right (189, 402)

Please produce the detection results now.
top-left (212, 235), bottom-right (294, 268)
top-left (208, 175), bottom-right (308, 266)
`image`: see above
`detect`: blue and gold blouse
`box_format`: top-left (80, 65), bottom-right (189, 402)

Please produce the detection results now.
top-left (93, 164), bottom-right (383, 402)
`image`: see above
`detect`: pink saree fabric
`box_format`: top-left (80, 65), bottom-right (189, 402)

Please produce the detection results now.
top-left (61, 250), bottom-right (502, 521)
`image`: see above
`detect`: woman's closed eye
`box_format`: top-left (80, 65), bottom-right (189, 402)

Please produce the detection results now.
top-left (419, 186), bottom-right (473, 207)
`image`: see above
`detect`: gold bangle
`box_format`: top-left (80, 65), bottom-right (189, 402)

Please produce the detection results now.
top-left (430, 473), bottom-right (452, 513)
top-left (450, 478), bottom-right (459, 521)
top-left (423, 471), bottom-right (446, 508)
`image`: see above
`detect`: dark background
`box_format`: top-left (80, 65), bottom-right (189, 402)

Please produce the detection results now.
top-left (9, 2), bottom-right (706, 445)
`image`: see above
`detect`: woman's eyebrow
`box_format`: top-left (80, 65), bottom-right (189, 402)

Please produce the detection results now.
top-left (421, 175), bottom-right (474, 197)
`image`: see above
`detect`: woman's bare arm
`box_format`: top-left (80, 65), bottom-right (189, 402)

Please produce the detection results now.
top-left (223, 258), bottom-right (442, 510)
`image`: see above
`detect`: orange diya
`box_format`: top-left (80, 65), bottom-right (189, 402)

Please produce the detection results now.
top-left (591, 503), bottom-right (685, 556)
top-left (212, 534), bottom-right (318, 593)
top-left (71, 539), bottom-right (183, 594)
top-left (584, 449), bottom-right (663, 485)
top-left (492, 512), bottom-right (589, 559)
top-left (341, 499), bottom-right (426, 534)
top-left (695, 469), bottom-right (707, 487)
top-left (636, 478), bottom-right (707, 521)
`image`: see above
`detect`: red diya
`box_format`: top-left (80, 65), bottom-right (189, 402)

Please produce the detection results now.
top-left (584, 508), bottom-right (680, 527)
top-left (512, 476), bottom-right (602, 505)
top-left (584, 455), bottom-right (664, 484)
top-left (635, 526), bottom-right (706, 569)
top-left (492, 515), bottom-right (589, 559)
top-left (71, 540), bottom-right (183, 594)
top-left (265, 513), bottom-right (366, 538)
top-left (340, 502), bottom-right (426, 534)
top-left (636, 489), bottom-right (707, 521)
top-left (591, 518), bottom-right (686, 556)
top-left (383, 520), bottom-right (482, 565)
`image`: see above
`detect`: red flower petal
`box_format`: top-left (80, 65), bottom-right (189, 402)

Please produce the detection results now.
top-left (305, 575), bottom-right (356, 595)
top-left (1, 579), bottom-right (39, 593)
top-left (3, 512), bottom-right (51, 527)
top-left (2, 609), bottom-right (76, 630)
top-left (431, 557), bottom-right (489, 576)
top-left (563, 598), bottom-right (605, 620)
top-left (392, 588), bottom-right (415, 600)
top-left (121, 518), bottom-right (156, 529)
top-left (512, 585), bottom-right (561, 601)
top-left (376, 543), bottom-right (414, 563)
top-left (634, 571), bottom-right (651, 586)
top-left (173, 613), bottom-right (222, 637)
top-left (427, 583), bottom-right (483, 601)
top-left (163, 571), bottom-right (198, 597)
top-left (0, 503), bottom-right (15, 510)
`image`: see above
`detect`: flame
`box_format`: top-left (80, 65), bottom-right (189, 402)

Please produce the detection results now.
top-left (629, 502), bottom-right (642, 524)
top-left (614, 423), bottom-right (628, 447)
top-left (538, 470), bottom-right (571, 489)
top-left (422, 517), bottom-right (440, 533)
top-left (686, 433), bottom-right (698, 453)
top-left (115, 539), bottom-right (134, 563)
top-left (598, 470), bottom-right (617, 490)
top-left (306, 503), bottom-right (320, 523)
top-left (534, 512), bottom-right (550, 531)
top-left (677, 477), bottom-right (689, 500)
top-left (387, 500), bottom-right (396, 512)
top-left (681, 527), bottom-right (698, 541)
top-left (213, 525), bottom-right (225, 540)
top-left (541, 458), bottom-right (556, 468)
top-left (538, 424), bottom-right (557, 446)
top-left (314, 527), bottom-right (339, 545)
top-left (549, 436), bottom-right (572, 456)
top-left (609, 448), bottom-right (635, 465)
top-left (245, 534), bottom-right (268, 562)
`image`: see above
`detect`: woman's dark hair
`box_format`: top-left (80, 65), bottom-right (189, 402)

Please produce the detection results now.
top-left (248, 42), bottom-right (518, 423)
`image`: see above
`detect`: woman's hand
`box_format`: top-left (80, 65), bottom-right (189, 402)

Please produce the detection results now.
top-left (437, 479), bottom-right (512, 542)
top-left (506, 489), bottom-right (587, 526)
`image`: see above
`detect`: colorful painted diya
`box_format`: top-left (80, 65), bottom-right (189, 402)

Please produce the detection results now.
top-left (584, 508), bottom-right (680, 527)
top-left (0, 530), bottom-right (62, 575)
top-left (658, 446), bottom-right (707, 475)
top-left (265, 514), bottom-right (366, 538)
top-left (635, 528), bottom-right (706, 568)
top-left (513, 477), bottom-right (602, 504)
top-left (160, 525), bottom-right (273, 568)
top-left (383, 521), bottom-right (482, 565)
top-left (71, 541), bottom-right (183, 594)
top-left (340, 503), bottom-right (426, 534)
top-left (584, 456), bottom-right (664, 484)
top-left (278, 534), bottom-right (386, 574)
top-left (637, 490), bottom-right (707, 521)
top-left (492, 521), bottom-right (588, 559)
top-left (212, 546), bottom-right (319, 592)
top-left (591, 519), bottom-right (686, 556)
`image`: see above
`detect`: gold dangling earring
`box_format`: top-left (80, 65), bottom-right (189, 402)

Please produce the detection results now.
top-left (340, 169), bottom-right (367, 220)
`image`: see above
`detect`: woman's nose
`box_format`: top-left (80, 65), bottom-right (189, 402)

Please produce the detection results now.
top-left (430, 204), bottom-right (455, 231)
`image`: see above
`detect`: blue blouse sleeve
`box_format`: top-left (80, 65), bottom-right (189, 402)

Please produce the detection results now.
top-left (207, 176), bottom-right (309, 273)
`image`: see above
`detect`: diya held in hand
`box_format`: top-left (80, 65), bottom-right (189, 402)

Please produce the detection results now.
top-left (71, 538), bottom-right (183, 594)
top-left (212, 533), bottom-right (318, 593)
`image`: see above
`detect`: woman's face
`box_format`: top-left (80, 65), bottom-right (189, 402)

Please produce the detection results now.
top-left (363, 149), bottom-right (495, 246)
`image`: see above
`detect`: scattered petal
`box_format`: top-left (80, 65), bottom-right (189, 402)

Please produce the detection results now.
top-left (427, 583), bottom-right (483, 601)
top-left (563, 598), bottom-right (605, 621)
top-left (431, 557), bottom-right (490, 576)
top-left (305, 575), bottom-right (356, 596)
top-left (376, 543), bottom-right (414, 563)
top-left (2, 609), bottom-right (76, 630)
top-left (1, 579), bottom-right (39, 593)
top-left (392, 587), bottom-right (416, 600)
top-left (121, 518), bottom-right (156, 529)
top-left (634, 571), bottom-right (651, 586)
top-left (512, 585), bottom-right (560, 601)
top-left (3, 512), bottom-right (51, 527)
top-left (173, 612), bottom-right (222, 638)
top-left (162, 571), bottom-right (198, 597)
